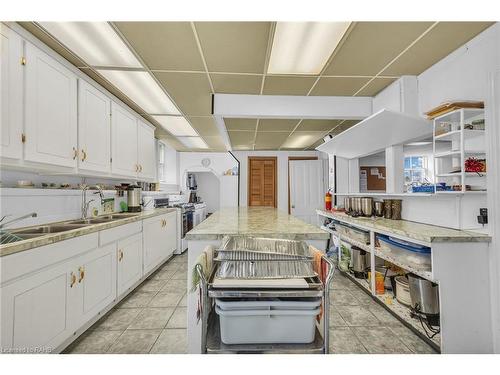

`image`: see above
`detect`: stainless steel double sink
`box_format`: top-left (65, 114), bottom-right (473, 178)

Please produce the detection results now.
top-left (6, 213), bottom-right (140, 242)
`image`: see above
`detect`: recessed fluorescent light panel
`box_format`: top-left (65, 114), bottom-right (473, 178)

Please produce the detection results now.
top-left (98, 70), bottom-right (180, 115)
top-left (178, 137), bottom-right (209, 149)
top-left (38, 22), bottom-right (142, 68)
top-left (281, 133), bottom-right (320, 149)
top-left (153, 116), bottom-right (198, 136)
top-left (268, 22), bottom-right (351, 75)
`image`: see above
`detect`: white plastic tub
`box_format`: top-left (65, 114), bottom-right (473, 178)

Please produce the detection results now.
top-left (377, 235), bottom-right (431, 271)
top-left (215, 298), bottom-right (321, 344)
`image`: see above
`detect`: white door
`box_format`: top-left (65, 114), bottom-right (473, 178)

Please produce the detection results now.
top-left (165, 212), bottom-right (177, 256)
top-left (74, 244), bottom-right (117, 327)
top-left (137, 120), bottom-right (156, 181)
top-left (289, 159), bottom-right (326, 225)
top-left (24, 42), bottom-right (78, 168)
top-left (117, 233), bottom-right (143, 296)
top-left (143, 214), bottom-right (168, 274)
top-left (111, 101), bottom-right (138, 178)
top-left (0, 24), bottom-right (23, 160)
top-left (0, 259), bottom-right (78, 352)
top-left (78, 80), bottom-right (111, 174)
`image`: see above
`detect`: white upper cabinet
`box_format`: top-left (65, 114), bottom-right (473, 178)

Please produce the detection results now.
top-left (111, 101), bottom-right (138, 178)
top-left (0, 24), bottom-right (23, 160)
top-left (78, 80), bottom-right (111, 174)
top-left (137, 120), bottom-right (156, 181)
top-left (24, 42), bottom-right (78, 168)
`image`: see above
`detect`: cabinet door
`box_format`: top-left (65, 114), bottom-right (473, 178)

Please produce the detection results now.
top-left (0, 260), bottom-right (78, 352)
top-left (24, 42), bottom-right (77, 168)
top-left (111, 101), bottom-right (138, 178)
top-left (165, 212), bottom-right (177, 256)
top-left (137, 121), bottom-right (156, 181)
top-left (78, 80), bottom-right (111, 173)
top-left (74, 244), bottom-right (117, 327)
top-left (143, 214), bottom-right (167, 274)
top-left (0, 24), bottom-right (23, 160)
top-left (117, 233), bottom-right (143, 296)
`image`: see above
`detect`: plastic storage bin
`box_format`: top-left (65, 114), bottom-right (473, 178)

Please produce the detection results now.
top-left (215, 298), bottom-right (321, 344)
top-left (377, 235), bottom-right (431, 271)
top-left (334, 223), bottom-right (370, 244)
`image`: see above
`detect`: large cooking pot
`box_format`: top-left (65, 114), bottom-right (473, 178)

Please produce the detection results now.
top-left (352, 197), bottom-right (362, 216)
top-left (361, 197), bottom-right (373, 217)
top-left (407, 274), bottom-right (440, 315)
top-left (350, 246), bottom-right (367, 278)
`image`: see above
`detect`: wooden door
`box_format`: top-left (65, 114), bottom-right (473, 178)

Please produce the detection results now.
top-left (248, 157), bottom-right (277, 207)
top-left (78, 80), bottom-right (111, 174)
top-left (111, 101), bottom-right (138, 178)
top-left (0, 24), bottom-right (23, 160)
top-left (137, 120), bottom-right (156, 181)
top-left (24, 42), bottom-right (78, 168)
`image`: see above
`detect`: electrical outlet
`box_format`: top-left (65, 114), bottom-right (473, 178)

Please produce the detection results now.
top-left (477, 208), bottom-right (488, 225)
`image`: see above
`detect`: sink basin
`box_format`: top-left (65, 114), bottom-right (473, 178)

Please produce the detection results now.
top-left (68, 213), bottom-right (139, 225)
top-left (12, 224), bottom-right (90, 235)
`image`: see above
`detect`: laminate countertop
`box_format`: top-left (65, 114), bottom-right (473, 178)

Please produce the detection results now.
top-left (185, 207), bottom-right (329, 241)
top-left (317, 209), bottom-right (491, 244)
top-left (0, 208), bottom-right (177, 257)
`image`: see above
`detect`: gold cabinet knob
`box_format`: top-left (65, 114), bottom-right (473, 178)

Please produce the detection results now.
top-left (78, 266), bottom-right (85, 283)
top-left (118, 249), bottom-right (123, 261)
top-left (81, 149), bottom-right (87, 162)
top-left (72, 147), bottom-right (79, 160)
top-left (70, 271), bottom-right (77, 287)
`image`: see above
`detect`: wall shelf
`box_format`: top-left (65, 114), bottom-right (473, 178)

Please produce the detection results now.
top-left (316, 109), bottom-right (431, 159)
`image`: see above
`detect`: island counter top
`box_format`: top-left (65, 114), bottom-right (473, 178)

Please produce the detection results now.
top-left (185, 207), bottom-right (329, 241)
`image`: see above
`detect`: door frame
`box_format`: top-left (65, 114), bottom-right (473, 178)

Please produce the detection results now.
top-left (247, 156), bottom-right (278, 208)
top-left (288, 156), bottom-right (318, 214)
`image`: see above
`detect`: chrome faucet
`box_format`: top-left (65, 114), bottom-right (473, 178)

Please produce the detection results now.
top-left (81, 185), bottom-right (105, 219)
top-left (0, 212), bottom-right (38, 229)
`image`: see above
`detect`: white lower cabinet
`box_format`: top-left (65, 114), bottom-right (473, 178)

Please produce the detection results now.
top-left (116, 232), bottom-right (143, 296)
top-left (143, 212), bottom-right (176, 275)
top-left (0, 258), bottom-right (78, 352)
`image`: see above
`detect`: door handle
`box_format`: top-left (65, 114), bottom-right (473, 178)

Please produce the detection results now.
top-left (70, 271), bottom-right (77, 288)
top-left (72, 147), bottom-right (79, 160)
top-left (78, 266), bottom-right (85, 283)
top-left (81, 149), bottom-right (87, 162)
top-left (118, 249), bottom-right (123, 262)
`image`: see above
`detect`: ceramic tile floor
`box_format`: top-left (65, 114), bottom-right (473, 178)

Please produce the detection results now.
top-left (65, 252), bottom-right (436, 354)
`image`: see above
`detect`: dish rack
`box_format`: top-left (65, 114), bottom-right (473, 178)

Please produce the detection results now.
top-left (195, 236), bottom-right (335, 354)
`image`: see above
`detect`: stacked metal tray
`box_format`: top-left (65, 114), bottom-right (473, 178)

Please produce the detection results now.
top-left (215, 236), bottom-right (316, 279)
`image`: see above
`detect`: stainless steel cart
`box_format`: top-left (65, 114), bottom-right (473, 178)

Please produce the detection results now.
top-left (195, 254), bottom-right (335, 354)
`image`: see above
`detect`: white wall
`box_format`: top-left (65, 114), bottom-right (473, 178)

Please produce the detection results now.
top-left (359, 151), bottom-right (385, 167)
top-left (232, 150), bottom-right (320, 212)
top-left (192, 172), bottom-right (220, 213)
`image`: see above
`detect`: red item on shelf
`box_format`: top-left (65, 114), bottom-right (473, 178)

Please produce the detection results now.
top-left (325, 191), bottom-right (332, 211)
top-left (465, 157), bottom-right (486, 173)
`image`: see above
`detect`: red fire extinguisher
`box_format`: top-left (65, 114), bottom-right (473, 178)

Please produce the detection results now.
top-left (325, 190), bottom-right (332, 211)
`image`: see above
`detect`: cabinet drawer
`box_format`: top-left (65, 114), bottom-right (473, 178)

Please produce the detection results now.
top-left (99, 221), bottom-right (142, 246)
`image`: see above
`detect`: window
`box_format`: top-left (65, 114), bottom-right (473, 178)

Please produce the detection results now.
top-left (404, 156), bottom-right (428, 186)
top-left (158, 142), bottom-right (166, 182)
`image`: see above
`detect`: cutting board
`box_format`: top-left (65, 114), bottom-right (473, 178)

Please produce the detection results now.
top-left (212, 277), bottom-right (309, 289)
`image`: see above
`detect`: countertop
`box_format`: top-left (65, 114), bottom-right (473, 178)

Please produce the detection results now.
top-left (185, 207), bottom-right (329, 241)
top-left (0, 208), bottom-right (177, 257)
top-left (317, 209), bottom-right (491, 244)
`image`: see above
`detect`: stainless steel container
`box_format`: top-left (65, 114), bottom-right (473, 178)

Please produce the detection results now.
top-left (344, 197), bottom-right (351, 212)
top-left (361, 197), bottom-right (373, 217)
top-left (407, 274), bottom-right (440, 315)
top-left (127, 184), bottom-right (142, 212)
top-left (352, 197), bottom-right (362, 215)
top-left (350, 246), bottom-right (367, 278)
top-left (374, 201), bottom-right (384, 217)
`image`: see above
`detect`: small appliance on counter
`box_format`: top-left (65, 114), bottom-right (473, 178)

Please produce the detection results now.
top-left (126, 184), bottom-right (142, 212)
top-left (350, 246), bottom-right (368, 279)
top-left (407, 274), bottom-right (441, 336)
top-left (187, 173), bottom-right (197, 190)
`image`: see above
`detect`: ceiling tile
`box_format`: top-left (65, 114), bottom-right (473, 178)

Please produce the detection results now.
top-left (210, 73), bottom-right (262, 94)
top-left (310, 77), bottom-right (368, 96)
top-left (262, 75), bottom-right (317, 95)
top-left (258, 119), bottom-right (298, 132)
top-left (383, 22), bottom-right (494, 76)
top-left (331, 120), bottom-right (360, 135)
top-left (233, 145), bottom-right (254, 151)
top-left (154, 72), bottom-right (212, 116)
top-left (195, 22), bottom-right (271, 73)
top-left (323, 22), bottom-right (434, 76)
top-left (295, 119), bottom-right (340, 132)
top-left (203, 135), bottom-right (227, 151)
top-left (356, 77), bottom-right (397, 96)
top-left (224, 118), bottom-right (257, 131)
top-left (229, 131), bottom-right (256, 147)
top-left (188, 117), bottom-right (220, 136)
top-left (114, 22), bottom-right (204, 71)
top-left (254, 131), bottom-right (290, 150)
top-left (281, 131), bottom-right (325, 149)
top-left (307, 139), bottom-right (324, 150)
top-left (160, 136), bottom-right (190, 151)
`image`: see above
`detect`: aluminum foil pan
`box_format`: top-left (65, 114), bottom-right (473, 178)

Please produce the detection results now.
top-left (219, 236), bottom-right (312, 259)
top-left (215, 251), bottom-right (312, 262)
top-left (216, 260), bottom-right (317, 279)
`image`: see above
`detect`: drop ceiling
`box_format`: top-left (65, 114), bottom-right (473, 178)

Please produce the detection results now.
top-left (21, 21), bottom-right (493, 152)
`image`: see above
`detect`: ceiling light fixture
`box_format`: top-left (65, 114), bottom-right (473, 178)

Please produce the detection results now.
top-left (267, 22), bottom-right (351, 75)
top-left (178, 137), bottom-right (209, 149)
top-left (38, 22), bottom-right (142, 68)
top-left (153, 116), bottom-right (198, 136)
top-left (97, 70), bottom-right (180, 115)
top-left (406, 141), bottom-right (432, 146)
top-left (281, 133), bottom-right (321, 149)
